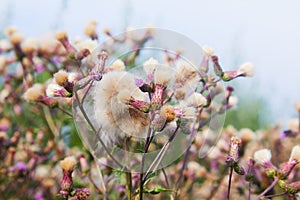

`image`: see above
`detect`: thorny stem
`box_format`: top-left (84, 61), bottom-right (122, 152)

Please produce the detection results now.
top-left (257, 177), bottom-right (279, 200)
top-left (227, 166), bottom-right (234, 200)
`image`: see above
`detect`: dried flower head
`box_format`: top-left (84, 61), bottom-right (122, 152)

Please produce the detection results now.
top-left (254, 149), bottom-right (272, 166)
top-left (295, 102), bottom-right (300, 112)
top-left (109, 59), bottom-right (125, 71)
top-left (84, 20), bottom-right (98, 38)
top-left (228, 96), bottom-right (239, 108)
top-left (202, 45), bottom-right (214, 56)
top-left (94, 71), bottom-right (150, 141)
top-left (54, 70), bottom-right (69, 86)
top-left (75, 39), bottom-right (97, 52)
top-left (154, 66), bottom-right (172, 86)
top-left (55, 31), bottom-right (68, 41)
top-left (160, 105), bottom-right (176, 122)
top-left (143, 57), bottom-right (159, 74)
top-left (290, 145), bottom-right (300, 162)
top-left (238, 62), bottom-right (254, 77)
top-left (187, 92), bottom-right (207, 107)
top-left (46, 83), bottom-right (71, 97)
top-left (24, 84), bottom-right (45, 101)
top-left (288, 118), bottom-right (299, 133)
top-left (229, 136), bottom-right (242, 161)
top-left (10, 32), bottom-right (24, 45)
top-left (61, 156), bottom-right (77, 172)
top-left (174, 62), bottom-right (199, 88)
top-left (21, 38), bottom-right (37, 54)
top-left (5, 26), bottom-right (18, 37)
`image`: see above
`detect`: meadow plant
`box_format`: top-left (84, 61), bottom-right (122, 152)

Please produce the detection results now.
top-left (0, 21), bottom-right (299, 200)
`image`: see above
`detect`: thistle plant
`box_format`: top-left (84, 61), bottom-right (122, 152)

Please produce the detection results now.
top-left (1, 20), bottom-right (299, 200)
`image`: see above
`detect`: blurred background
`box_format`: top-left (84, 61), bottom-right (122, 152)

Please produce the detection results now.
top-left (1, 0), bottom-right (299, 130)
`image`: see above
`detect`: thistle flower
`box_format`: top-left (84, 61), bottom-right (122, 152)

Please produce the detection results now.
top-left (154, 66), bottom-right (172, 86)
top-left (54, 70), bottom-right (68, 86)
top-left (75, 39), bottom-right (97, 52)
top-left (295, 101), bottom-right (300, 113)
top-left (228, 96), bottom-right (239, 108)
top-left (94, 71), bottom-right (150, 141)
top-left (21, 38), bottom-right (37, 54)
top-left (60, 156), bottom-right (77, 191)
top-left (160, 105), bottom-right (176, 122)
top-left (23, 84), bottom-right (45, 102)
top-left (254, 149), bottom-right (275, 171)
top-left (229, 136), bottom-right (242, 161)
top-left (289, 145), bottom-right (300, 162)
top-left (107, 59), bottom-right (125, 71)
top-left (187, 92), bottom-right (207, 108)
top-left (174, 61), bottom-right (200, 88)
top-left (238, 62), bottom-right (254, 77)
top-left (143, 57), bottom-right (159, 75)
top-left (0, 56), bottom-right (7, 74)
top-left (10, 32), bottom-right (23, 45)
top-left (46, 83), bottom-right (71, 97)
top-left (84, 20), bottom-right (98, 39)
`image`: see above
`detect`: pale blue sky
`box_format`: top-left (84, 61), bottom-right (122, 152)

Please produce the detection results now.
top-left (1, 0), bottom-right (300, 126)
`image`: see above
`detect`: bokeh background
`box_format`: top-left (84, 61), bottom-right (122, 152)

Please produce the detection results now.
top-left (1, 0), bottom-right (300, 130)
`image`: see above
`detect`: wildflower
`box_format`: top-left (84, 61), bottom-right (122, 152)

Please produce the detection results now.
top-left (23, 84), bottom-right (45, 102)
top-left (107, 59), bottom-right (125, 71)
top-left (46, 83), bottom-right (71, 97)
top-left (254, 149), bottom-right (276, 175)
top-left (69, 188), bottom-right (91, 200)
top-left (288, 118), bottom-right (299, 133)
top-left (10, 32), bottom-right (24, 45)
top-left (60, 156), bottom-right (77, 191)
top-left (228, 96), bottom-right (239, 108)
top-left (84, 20), bottom-right (98, 39)
top-left (174, 61), bottom-right (200, 88)
top-left (75, 39), bottom-right (97, 52)
top-left (289, 145), bottom-right (300, 162)
top-left (277, 145), bottom-right (300, 179)
top-left (229, 136), bottom-right (241, 161)
top-left (4, 26), bottom-right (18, 37)
top-left (21, 38), bottom-right (37, 54)
top-left (94, 71), bottom-right (150, 141)
top-left (54, 70), bottom-right (69, 86)
top-left (117, 89), bottom-right (150, 112)
top-left (0, 39), bottom-right (11, 52)
top-left (187, 92), bottom-right (207, 108)
top-left (56, 31), bottom-right (77, 53)
top-left (0, 56), bottom-right (7, 74)
top-left (295, 101), bottom-right (300, 113)
top-left (160, 105), bottom-right (176, 122)
top-left (143, 57), bottom-right (159, 77)
top-left (238, 62), bottom-right (254, 77)
top-left (211, 55), bottom-right (223, 77)
top-left (150, 66), bottom-right (172, 110)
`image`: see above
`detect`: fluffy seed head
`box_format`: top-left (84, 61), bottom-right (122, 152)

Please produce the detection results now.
top-left (60, 156), bottom-right (77, 172)
top-left (10, 32), bottom-right (24, 45)
top-left (46, 83), bottom-right (67, 97)
top-left (295, 102), bottom-right (300, 113)
top-left (202, 45), bottom-right (214, 56)
top-left (0, 56), bottom-right (6, 74)
top-left (239, 62), bottom-right (254, 77)
top-left (288, 118), bottom-right (299, 132)
top-left (290, 145), bottom-right (300, 162)
top-left (174, 62), bottom-right (199, 88)
top-left (110, 59), bottom-right (125, 71)
top-left (5, 26), bottom-right (18, 37)
top-left (54, 70), bottom-right (68, 86)
top-left (75, 39), bottom-right (97, 52)
top-left (94, 71), bottom-right (150, 141)
top-left (21, 38), bottom-right (37, 54)
top-left (187, 92), bottom-right (207, 107)
top-left (143, 57), bottom-right (159, 74)
top-left (254, 149), bottom-right (272, 166)
top-left (84, 20), bottom-right (97, 37)
top-left (24, 84), bottom-right (45, 101)
top-left (154, 67), bottom-right (172, 86)
top-left (228, 96), bottom-right (239, 108)
top-left (160, 105), bottom-right (176, 122)
top-left (55, 31), bottom-right (68, 41)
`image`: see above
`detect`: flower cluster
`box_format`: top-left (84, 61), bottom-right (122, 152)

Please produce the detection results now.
top-left (1, 20), bottom-right (299, 200)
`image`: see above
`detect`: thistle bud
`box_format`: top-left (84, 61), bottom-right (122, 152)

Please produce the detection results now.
top-left (60, 156), bottom-right (77, 191)
top-left (229, 136), bottom-right (242, 161)
top-left (211, 55), bottom-right (223, 77)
